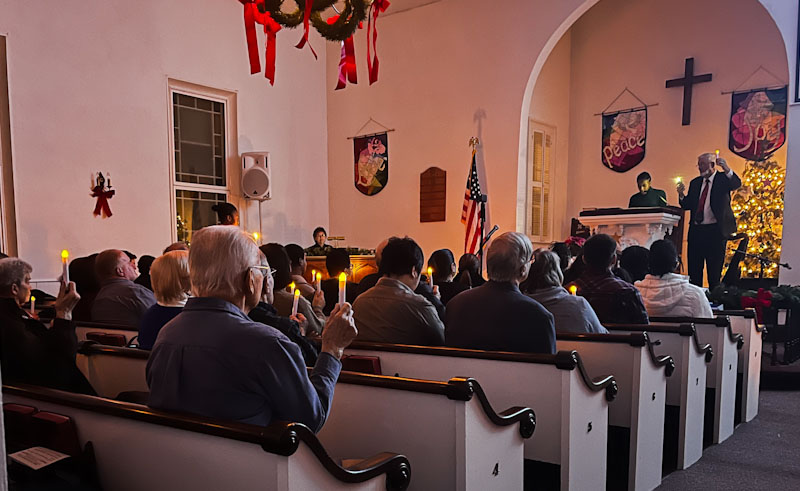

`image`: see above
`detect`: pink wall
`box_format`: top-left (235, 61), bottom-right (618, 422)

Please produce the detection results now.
top-left (0, 0), bottom-right (329, 287)
top-left (563, 0), bottom-right (788, 225)
top-left (325, 0), bottom-right (589, 257)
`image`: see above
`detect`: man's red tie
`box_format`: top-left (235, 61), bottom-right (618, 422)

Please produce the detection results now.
top-left (696, 178), bottom-right (710, 223)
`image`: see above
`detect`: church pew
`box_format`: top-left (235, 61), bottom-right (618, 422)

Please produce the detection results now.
top-left (556, 332), bottom-right (672, 491)
top-left (650, 316), bottom-right (743, 446)
top-left (319, 372), bottom-right (535, 491)
top-left (3, 383), bottom-right (411, 491)
top-left (605, 323), bottom-right (711, 472)
top-left (344, 342), bottom-right (616, 491)
top-left (76, 343), bottom-right (149, 398)
top-left (74, 321), bottom-right (139, 347)
top-left (73, 343), bottom-right (535, 490)
top-left (713, 309), bottom-right (763, 424)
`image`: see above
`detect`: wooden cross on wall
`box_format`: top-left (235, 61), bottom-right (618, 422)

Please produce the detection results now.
top-left (665, 57), bottom-right (712, 125)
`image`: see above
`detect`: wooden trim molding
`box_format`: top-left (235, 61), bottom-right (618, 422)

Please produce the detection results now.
top-left (605, 323), bottom-right (714, 363)
top-left (3, 384), bottom-right (411, 489)
top-left (650, 316), bottom-right (743, 350)
top-left (558, 331), bottom-right (674, 378)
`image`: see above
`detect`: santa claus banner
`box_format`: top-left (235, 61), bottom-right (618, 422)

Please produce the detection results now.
top-left (729, 86), bottom-right (787, 161)
top-left (601, 108), bottom-right (647, 172)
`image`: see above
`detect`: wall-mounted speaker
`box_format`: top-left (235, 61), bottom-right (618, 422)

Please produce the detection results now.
top-left (241, 152), bottom-right (271, 200)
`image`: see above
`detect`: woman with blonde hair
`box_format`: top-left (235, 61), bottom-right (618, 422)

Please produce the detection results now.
top-left (138, 251), bottom-right (190, 349)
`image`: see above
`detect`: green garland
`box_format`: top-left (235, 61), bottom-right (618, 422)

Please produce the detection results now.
top-left (260, 0), bottom-right (368, 41)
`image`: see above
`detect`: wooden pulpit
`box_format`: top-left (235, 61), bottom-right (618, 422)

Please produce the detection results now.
top-left (578, 207), bottom-right (688, 271)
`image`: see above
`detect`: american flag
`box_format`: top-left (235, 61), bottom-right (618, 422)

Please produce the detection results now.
top-left (461, 149), bottom-right (482, 254)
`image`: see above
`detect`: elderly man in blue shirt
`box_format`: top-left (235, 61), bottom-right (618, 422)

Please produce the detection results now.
top-left (147, 225), bottom-right (357, 432)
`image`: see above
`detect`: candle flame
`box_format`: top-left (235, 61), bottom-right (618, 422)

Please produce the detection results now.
top-left (339, 272), bottom-right (347, 282)
top-left (30, 296), bottom-right (35, 302)
top-left (427, 267), bottom-right (433, 276)
top-left (674, 176), bottom-right (682, 184)
top-left (316, 272), bottom-right (322, 281)
top-left (253, 232), bottom-right (260, 242)
top-left (569, 285), bottom-right (578, 295)
top-left (312, 269), bottom-right (316, 277)
top-left (290, 281), bottom-right (295, 291)
top-left (294, 288), bottom-right (301, 298)
top-left (61, 249), bottom-right (69, 260)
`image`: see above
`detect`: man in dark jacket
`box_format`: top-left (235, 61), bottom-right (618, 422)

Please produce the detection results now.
top-left (677, 152), bottom-right (742, 288)
top-left (568, 234), bottom-right (649, 325)
top-left (446, 232), bottom-right (556, 354)
top-left (0, 258), bottom-right (95, 394)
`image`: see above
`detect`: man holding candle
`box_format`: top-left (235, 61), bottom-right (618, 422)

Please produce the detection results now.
top-left (353, 237), bottom-right (445, 346)
top-left (321, 248), bottom-right (359, 316)
top-left (445, 232), bottom-right (556, 354)
top-left (677, 152), bottom-right (741, 288)
top-left (0, 258), bottom-right (95, 394)
top-left (285, 244), bottom-right (316, 299)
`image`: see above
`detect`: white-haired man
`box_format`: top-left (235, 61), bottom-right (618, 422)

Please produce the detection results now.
top-left (91, 249), bottom-right (156, 327)
top-left (0, 257), bottom-right (94, 393)
top-left (445, 232), bottom-right (556, 354)
top-left (146, 226), bottom-right (357, 432)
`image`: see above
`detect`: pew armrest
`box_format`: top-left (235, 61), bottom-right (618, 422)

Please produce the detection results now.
top-left (460, 378), bottom-right (537, 439)
top-left (643, 332), bottom-right (676, 377)
top-left (571, 351), bottom-right (619, 402)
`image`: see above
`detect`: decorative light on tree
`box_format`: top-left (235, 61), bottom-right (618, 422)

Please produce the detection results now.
top-left (727, 157), bottom-right (785, 278)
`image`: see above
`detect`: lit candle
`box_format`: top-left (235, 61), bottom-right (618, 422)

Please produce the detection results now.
top-left (338, 272), bottom-right (347, 305)
top-left (290, 281), bottom-right (296, 294)
top-left (61, 249), bottom-right (69, 285)
top-left (569, 285), bottom-right (578, 296)
top-left (291, 288), bottom-right (301, 316)
top-left (674, 176), bottom-right (682, 184)
top-left (427, 267), bottom-right (433, 286)
top-left (715, 149), bottom-right (720, 162)
top-left (253, 232), bottom-right (260, 244)
top-left (311, 269), bottom-right (316, 282)
top-left (316, 272), bottom-right (322, 292)
top-left (30, 295), bottom-right (35, 316)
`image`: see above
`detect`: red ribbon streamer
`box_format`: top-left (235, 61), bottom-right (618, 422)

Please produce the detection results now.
top-left (91, 187), bottom-right (115, 218)
top-left (328, 15), bottom-right (359, 90)
top-left (242, 1), bottom-right (261, 74)
top-left (262, 13), bottom-right (282, 85)
top-left (295, 0), bottom-right (318, 59)
top-left (366, 0), bottom-right (390, 85)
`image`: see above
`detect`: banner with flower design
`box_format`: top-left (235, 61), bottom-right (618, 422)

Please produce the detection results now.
top-left (601, 108), bottom-right (647, 172)
top-left (353, 132), bottom-right (388, 196)
top-left (729, 87), bottom-right (787, 161)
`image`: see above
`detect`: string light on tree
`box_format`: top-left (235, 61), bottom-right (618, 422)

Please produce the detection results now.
top-left (727, 157), bottom-right (785, 278)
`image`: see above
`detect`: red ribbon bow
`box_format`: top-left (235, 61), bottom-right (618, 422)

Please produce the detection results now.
top-left (239, 0), bottom-right (281, 85)
top-left (328, 15), bottom-right (361, 90)
top-left (741, 288), bottom-right (772, 324)
top-left (367, 0), bottom-right (390, 85)
top-left (91, 186), bottom-right (115, 218)
top-left (295, 0), bottom-right (318, 59)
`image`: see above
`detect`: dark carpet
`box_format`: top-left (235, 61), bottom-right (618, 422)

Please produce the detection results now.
top-left (657, 390), bottom-right (800, 490)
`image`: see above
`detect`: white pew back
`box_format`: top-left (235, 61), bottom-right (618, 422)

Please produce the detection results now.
top-left (76, 344), bottom-right (149, 398)
top-left (319, 373), bottom-right (535, 491)
top-left (344, 343), bottom-right (615, 491)
top-left (75, 321), bottom-right (138, 346)
top-left (606, 323), bottom-right (711, 471)
top-left (3, 384), bottom-right (411, 491)
top-left (715, 309), bottom-right (762, 423)
top-left (650, 316), bottom-right (743, 445)
top-left (556, 332), bottom-right (672, 491)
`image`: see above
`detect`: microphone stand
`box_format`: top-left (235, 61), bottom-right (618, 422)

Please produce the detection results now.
top-left (737, 251), bottom-right (792, 278)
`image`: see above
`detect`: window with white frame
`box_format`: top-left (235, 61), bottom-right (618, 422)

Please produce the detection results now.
top-left (527, 122), bottom-right (555, 242)
top-left (169, 84), bottom-right (234, 244)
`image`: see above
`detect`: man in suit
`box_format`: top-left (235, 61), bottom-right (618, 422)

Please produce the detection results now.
top-left (677, 152), bottom-right (742, 289)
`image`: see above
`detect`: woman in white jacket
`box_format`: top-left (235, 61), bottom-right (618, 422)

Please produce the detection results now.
top-left (635, 240), bottom-right (713, 318)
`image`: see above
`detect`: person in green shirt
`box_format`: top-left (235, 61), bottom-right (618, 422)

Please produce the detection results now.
top-left (628, 171), bottom-right (667, 208)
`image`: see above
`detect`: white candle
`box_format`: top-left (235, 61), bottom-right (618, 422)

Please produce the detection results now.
top-left (569, 285), bottom-right (578, 296)
top-left (715, 149), bottom-right (720, 162)
top-left (427, 267), bottom-right (434, 286)
top-left (316, 272), bottom-right (322, 292)
top-left (291, 288), bottom-right (301, 316)
top-left (61, 249), bottom-right (69, 285)
top-left (30, 295), bottom-right (35, 316)
top-left (290, 281), bottom-right (295, 294)
top-left (338, 272), bottom-right (347, 305)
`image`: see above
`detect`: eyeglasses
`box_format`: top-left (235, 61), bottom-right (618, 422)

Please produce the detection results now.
top-left (250, 265), bottom-right (277, 277)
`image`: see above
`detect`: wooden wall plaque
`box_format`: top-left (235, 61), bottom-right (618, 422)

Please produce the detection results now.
top-left (420, 167), bottom-right (446, 222)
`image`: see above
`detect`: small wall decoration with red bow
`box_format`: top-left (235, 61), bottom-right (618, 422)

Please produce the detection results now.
top-left (236, 0), bottom-right (389, 89)
top-left (91, 172), bottom-right (115, 219)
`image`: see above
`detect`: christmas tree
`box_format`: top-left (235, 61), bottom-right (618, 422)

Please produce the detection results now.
top-left (727, 157), bottom-right (785, 278)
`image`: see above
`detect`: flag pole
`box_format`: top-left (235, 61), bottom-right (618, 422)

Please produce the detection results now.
top-left (470, 137), bottom-right (488, 274)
